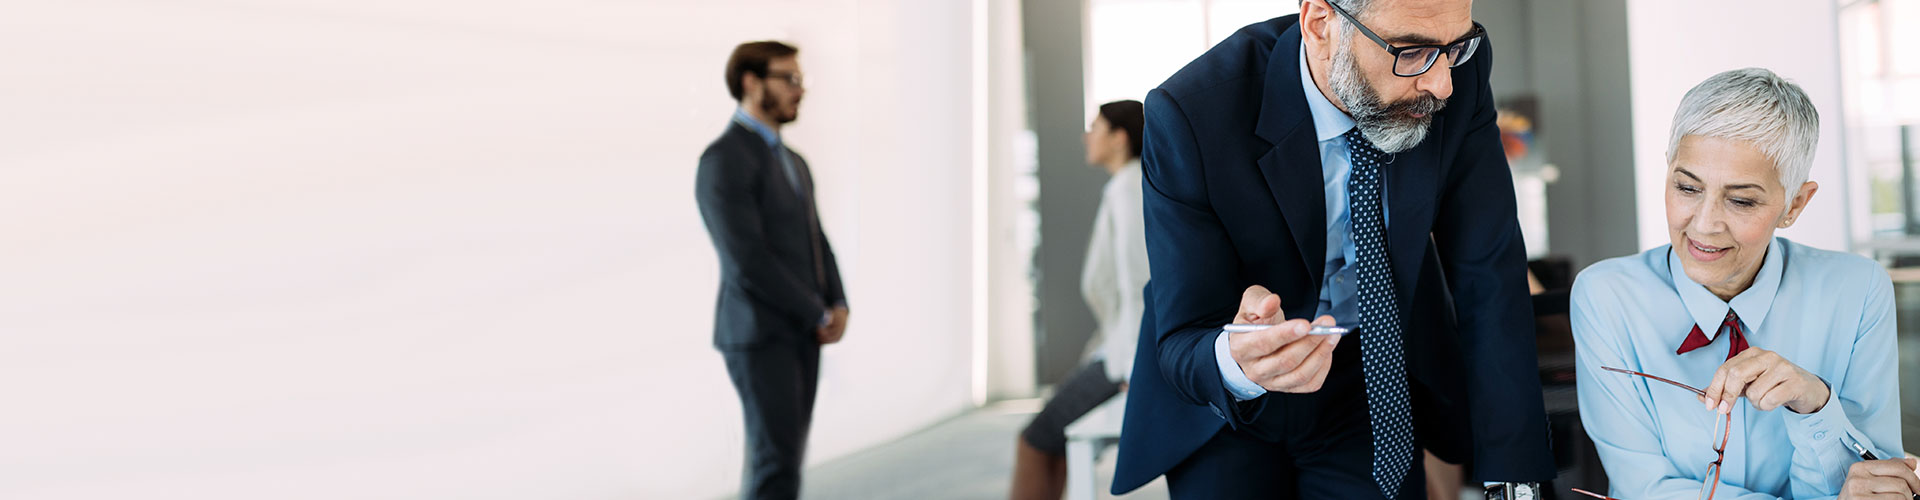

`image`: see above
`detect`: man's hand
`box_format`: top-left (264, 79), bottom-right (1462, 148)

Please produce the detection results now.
top-left (1838, 458), bottom-right (1920, 500)
top-left (817, 306), bottom-right (850, 344)
top-left (1229, 285), bottom-right (1340, 393)
top-left (1700, 348), bottom-right (1830, 414)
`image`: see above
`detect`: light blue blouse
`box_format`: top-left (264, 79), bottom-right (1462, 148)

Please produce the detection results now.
top-left (1571, 237), bottom-right (1903, 499)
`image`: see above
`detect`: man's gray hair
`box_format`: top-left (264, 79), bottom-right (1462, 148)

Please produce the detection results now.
top-left (1666, 68), bottom-right (1821, 198)
top-left (1329, 0), bottom-right (1374, 13)
top-left (1324, 0), bottom-right (1376, 32)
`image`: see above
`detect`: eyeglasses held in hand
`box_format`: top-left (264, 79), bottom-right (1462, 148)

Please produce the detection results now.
top-left (1570, 367), bottom-right (1730, 500)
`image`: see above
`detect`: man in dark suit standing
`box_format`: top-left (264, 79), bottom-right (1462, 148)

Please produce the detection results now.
top-left (1112, 1), bottom-right (1553, 499)
top-left (695, 40), bottom-right (848, 500)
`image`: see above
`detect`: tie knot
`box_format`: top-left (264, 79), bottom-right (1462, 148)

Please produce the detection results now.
top-left (1344, 128), bottom-right (1390, 162)
top-left (1721, 310), bottom-right (1739, 327)
top-left (1344, 128), bottom-right (1371, 148)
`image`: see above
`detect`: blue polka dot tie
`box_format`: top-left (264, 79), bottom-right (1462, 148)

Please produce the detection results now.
top-left (1345, 128), bottom-right (1413, 500)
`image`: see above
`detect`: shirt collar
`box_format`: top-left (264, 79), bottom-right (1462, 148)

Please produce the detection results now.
top-left (1298, 44), bottom-right (1355, 143)
top-left (733, 107), bottom-right (781, 147)
top-left (1667, 237), bottom-right (1786, 341)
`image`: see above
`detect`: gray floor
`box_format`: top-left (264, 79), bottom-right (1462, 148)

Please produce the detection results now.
top-left (795, 400), bottom-right (1169, 500)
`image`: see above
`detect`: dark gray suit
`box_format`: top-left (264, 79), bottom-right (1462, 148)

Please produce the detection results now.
top-left (695, 118), bottom-right (845, 500)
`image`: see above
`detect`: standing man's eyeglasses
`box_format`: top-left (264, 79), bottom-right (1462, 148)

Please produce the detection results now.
top-left (765, 71), bottom-right (805, 88)
top-left (1321, 0), bottom-right (1487, 77)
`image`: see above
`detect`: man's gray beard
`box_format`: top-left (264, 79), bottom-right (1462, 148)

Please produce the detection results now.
top-left (1329, 43), bottom-right (1446, 154)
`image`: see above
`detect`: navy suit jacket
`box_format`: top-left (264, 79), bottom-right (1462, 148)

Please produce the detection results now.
top-left (695, 121), bottom-right (846, 350)
top-left (1113, 16), bottom-right (1555, 494)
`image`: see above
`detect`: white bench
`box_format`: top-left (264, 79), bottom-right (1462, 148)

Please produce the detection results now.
top-left (1063, 392), bottom-right (1127, 500)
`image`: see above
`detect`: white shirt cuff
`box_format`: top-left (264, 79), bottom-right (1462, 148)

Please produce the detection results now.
top-left (1214, 330), bottom-right (1267, 401)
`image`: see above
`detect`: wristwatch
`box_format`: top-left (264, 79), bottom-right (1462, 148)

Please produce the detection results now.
top-left (1484, 482), bottom-right (1541, 500)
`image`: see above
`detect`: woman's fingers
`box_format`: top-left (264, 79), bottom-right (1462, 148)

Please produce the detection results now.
top-left (1744, 368), bottom-right (1792, 412)
top-left (1848, 459), bottom-right (1920, 495)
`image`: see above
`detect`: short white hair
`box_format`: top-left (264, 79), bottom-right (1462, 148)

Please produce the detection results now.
top-left (1666, 68), bottom-right (1820, 198)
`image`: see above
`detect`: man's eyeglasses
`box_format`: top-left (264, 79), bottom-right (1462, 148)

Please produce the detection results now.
top-left (1321, 0), bottom-right (1487, 77)
top-left (764, 71), bottom-right (805, 89)
top-left (1570, 367), bottom-right (1730, 500)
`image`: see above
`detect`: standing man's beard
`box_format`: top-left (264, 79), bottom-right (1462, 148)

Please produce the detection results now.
top-left (1330, 42), bottom-right (1446, 154)
top-left (760, 87), bottom-right (799, 124)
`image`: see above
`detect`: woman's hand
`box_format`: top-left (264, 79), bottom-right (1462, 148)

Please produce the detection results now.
top-left (1699, 348), bottom-right (1830, 414)
top-left (1839, 458), bottom-right (1920, 500)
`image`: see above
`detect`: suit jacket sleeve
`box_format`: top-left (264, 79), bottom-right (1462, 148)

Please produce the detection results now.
top-left (795, 155), bottom-right (847, 309)
top-left (820, 221), bottom-right (846, 308)
top-left (1428, 39), bottom-right (1557, 481)
top-left (696, 143), bottom-right (830, 325)
top-left (1141, 88), bottom-right (1269, 428)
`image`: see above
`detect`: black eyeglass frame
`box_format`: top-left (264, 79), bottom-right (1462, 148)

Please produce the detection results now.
top-left (1321, 0), bottom-right (1488, 77)
top-left (763, 71), bottom-right (805, 88)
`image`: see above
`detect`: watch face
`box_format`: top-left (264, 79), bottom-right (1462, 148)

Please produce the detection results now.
top-left (1485, 482), bottom-right (1538, 500)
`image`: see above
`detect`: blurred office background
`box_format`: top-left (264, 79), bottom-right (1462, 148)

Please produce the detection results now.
top-left (0, 0), bottom-right (1914, 499)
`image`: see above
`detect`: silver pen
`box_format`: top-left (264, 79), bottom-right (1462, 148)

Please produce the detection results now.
top-left (1221, 324), bottom-right (1350, 335)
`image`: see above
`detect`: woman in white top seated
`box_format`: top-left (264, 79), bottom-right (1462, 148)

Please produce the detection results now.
top-left (1571, 68), bottom-right (1916, 500)
top-left (1010, 100), bottom-right (1150, 500)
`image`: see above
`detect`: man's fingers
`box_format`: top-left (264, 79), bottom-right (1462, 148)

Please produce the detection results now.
top-left (1241, 285), bottom-right (1271, 304)
top-left (1296, 332), bottom-right (1341, 373)
top-left (1253, 295), bottom-right (1282, 322)
top-left (1239, 286), bottom-right (1277, 322)
top-left (1233, 318), bottom-right (1313, 358)
top-left (1257, 332), bottom-right (1328, 375)
top-left (1235, 293), bottom-right (1281, 323)
top-left (1272, 337), bottom-right (1339, 392)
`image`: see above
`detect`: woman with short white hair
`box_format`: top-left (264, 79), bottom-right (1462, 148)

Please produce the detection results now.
top-left (1571, 68), bottom-right (1915, 499)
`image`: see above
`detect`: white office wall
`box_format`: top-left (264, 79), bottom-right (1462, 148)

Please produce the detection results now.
top-left (0, 1), bottom-right (977, 499)
top-left (1625, 0), bottom-right (1852, 251)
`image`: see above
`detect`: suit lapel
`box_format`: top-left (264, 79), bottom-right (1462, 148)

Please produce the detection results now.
top-left (1384, 120), bottom-right (1444, 309)
top-left (727, 121), bottom-right (828, 290)
top-left (726, 121), bottom-right (805, 209)
top-left (1252, 16), bottom-right (1445, 311)
top-left (1257, 129), bottom-right (1326, 289)
top-left (1252, 21), bottom-right (1328, 289)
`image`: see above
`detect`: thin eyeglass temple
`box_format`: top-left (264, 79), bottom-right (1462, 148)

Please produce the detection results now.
top-left (1571, 488), bottom-right (1617, 500)
top-left (1601, 366), bottom-right (1708, 396)
top-left (1704, 462), bottom-right (1723, 500)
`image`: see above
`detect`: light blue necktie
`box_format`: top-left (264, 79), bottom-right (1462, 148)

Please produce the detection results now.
top-left (773, 141), bottom-right (802, 197)
top-left (1345, 128), bottom-right (1413, 499)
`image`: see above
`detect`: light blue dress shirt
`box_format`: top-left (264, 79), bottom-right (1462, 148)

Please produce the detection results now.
top-left (1214, 44), bottom-right (1377, 401)
top-left (733, 107), bottom-right (781, 146)
top-left (1572, 237), bottom-right (1903, 499)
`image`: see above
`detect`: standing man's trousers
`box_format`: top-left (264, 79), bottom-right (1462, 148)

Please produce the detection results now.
top-left (722, 340), bottom-right (821, 500)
